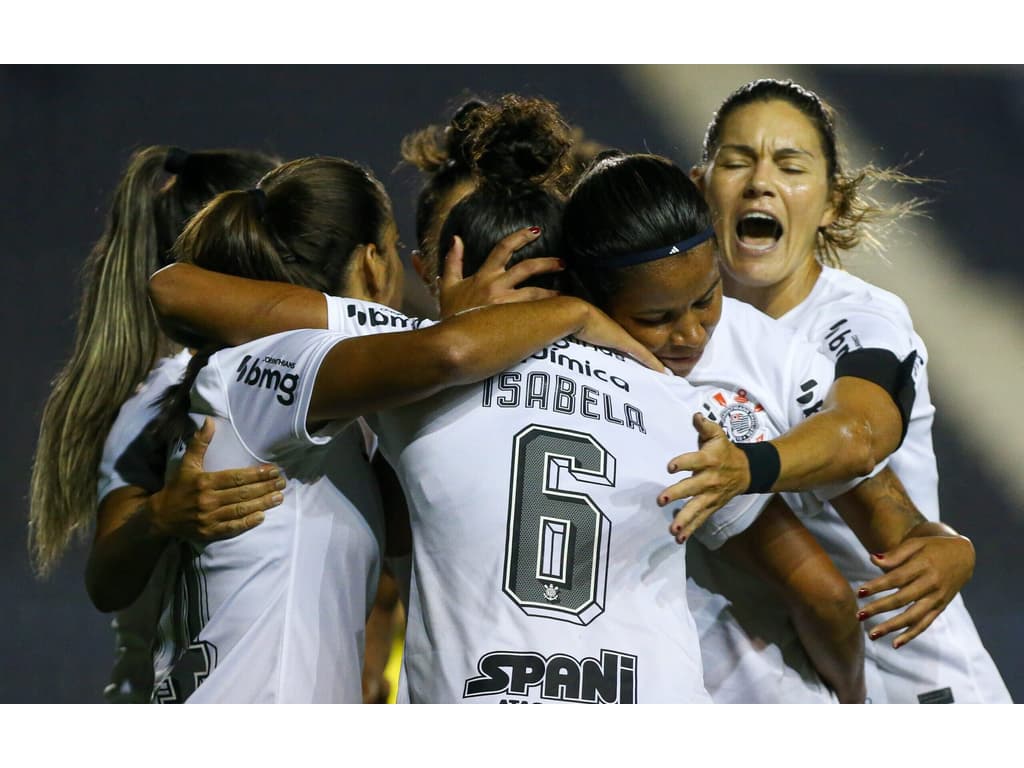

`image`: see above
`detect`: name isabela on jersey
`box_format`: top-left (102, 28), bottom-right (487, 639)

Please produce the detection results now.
top-left (482, 372), bottom-right (646, 434)
top-left (235, 354), bottom-right (299, 406)
top-left (463, 649), bottom-right (637, 704)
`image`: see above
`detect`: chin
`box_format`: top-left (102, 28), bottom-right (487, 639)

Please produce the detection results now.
top-left (662, 358), bottom-right (699, 378)
top-left (722, 256), bottom-right (785, 289)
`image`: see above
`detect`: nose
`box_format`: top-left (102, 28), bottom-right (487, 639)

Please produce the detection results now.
top-left (670, 314), bottom-right (705, 349)
top-left (743, 162), bottom-right (775, 199)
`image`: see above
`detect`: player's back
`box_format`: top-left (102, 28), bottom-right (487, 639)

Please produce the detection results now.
top-left (154, 330), bottom-right (386, 703)
top-left (372, 336), bottom-right (748, 703)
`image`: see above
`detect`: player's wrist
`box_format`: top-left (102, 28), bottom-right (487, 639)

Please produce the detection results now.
top-left (735, 441), bottom-right (780, 494)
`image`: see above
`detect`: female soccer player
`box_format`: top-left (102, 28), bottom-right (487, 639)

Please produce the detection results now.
top-left (29, 145), bottom-right (282, 702)
top-left (691, 77), bottom-right (1011, 702)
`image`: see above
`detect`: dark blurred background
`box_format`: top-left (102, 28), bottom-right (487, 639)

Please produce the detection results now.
top-left (2, 65), bottom-right (1021, 702)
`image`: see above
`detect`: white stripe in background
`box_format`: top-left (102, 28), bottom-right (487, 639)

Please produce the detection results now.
top-left (621, 65), bottom-right (1024, 511)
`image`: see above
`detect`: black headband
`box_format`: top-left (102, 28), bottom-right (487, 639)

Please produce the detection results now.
top-left (599, 226), bottom-right (716, 269)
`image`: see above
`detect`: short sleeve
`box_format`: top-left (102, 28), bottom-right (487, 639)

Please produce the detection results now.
top-left (693, 493), bottom-right (774, 551)
top-left (97, 391), bottom-right (167, 500)
top-left (97, 356), bottom-right (188, 501)
top-left (782, 341), bottom-right (838, 427)
top-left (200, 329), bottom-right (353, 463)
top-left (815, 303), bottom-right (918, 368)
top-left (324, 296), bottom-right (436, 336)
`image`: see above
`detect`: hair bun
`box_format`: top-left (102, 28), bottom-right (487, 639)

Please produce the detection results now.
top-left (467, 95), bottom-right (572, 189)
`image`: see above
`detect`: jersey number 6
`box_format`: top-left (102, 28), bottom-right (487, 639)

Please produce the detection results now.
top-left (502, 425), bottom-right (615, 625)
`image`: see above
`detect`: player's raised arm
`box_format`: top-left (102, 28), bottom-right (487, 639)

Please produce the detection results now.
top-left (150, 227), bottom-right (566, 348)
top-left (662, 362), bottom-right (910, 541)
top-left (307, 295), bottom-right (662, 425)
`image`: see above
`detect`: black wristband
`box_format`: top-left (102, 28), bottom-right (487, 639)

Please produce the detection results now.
top-left (735, 441), bottom-right (781, 494)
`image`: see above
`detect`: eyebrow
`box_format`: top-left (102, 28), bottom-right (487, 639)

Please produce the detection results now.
top-left (718, 143), bottom-right (816, 160)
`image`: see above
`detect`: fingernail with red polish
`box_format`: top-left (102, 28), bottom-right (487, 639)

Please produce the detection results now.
top-left (557, 259), bottom-right (567, 268)
top-left (857, 587), bottom-right (869, 598)
top-left (857, 611), bottom-right (869, 621)
top-left (528, 226), bottom-right (541, 234)
top-left (869, 631), bottom-right (880, 640)
top-left (873, 553), bottom-right (885, 560)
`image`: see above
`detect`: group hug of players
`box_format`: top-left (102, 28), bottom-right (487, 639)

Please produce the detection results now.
top-left (30, 79), bottom-right (1012, 703)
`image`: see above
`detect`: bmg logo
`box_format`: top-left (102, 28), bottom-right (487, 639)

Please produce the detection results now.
top-left (235, 354), bottom-right (299, 406)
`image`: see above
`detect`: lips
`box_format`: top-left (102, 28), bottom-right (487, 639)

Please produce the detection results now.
top-left (735, 211), bottom-right (783, 253)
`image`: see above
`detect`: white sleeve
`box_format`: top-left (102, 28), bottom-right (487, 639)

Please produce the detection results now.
top-left (199, 329), bottom-right (353, 463)
top-left (816, 302), bottom-right (918, 367)
top-left (324, 296), bottom-right (436, 335)
top-left (693, 493), bottom-right (773, 551)
top-left (779, 331), bottom-right (893, 505)
top-left (782, 339), bottom-right (837, 427)
top-left (97, 388), bottom-right (168, 501)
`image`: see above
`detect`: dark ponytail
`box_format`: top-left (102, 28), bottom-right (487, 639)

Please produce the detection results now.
top-left (152, 156), bottom-right (394, 448)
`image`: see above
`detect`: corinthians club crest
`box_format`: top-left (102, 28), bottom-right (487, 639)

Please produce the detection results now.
top-left (701, 389), bottom-right (766, 443)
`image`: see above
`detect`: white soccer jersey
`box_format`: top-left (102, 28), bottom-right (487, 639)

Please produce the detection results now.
top-left (97, 350), bottom-right (189, 703)
top-left (322, 297), bottom-right (774, 704)
top-left (152, 329), bottom-right (389, 703)
top-left (681, 297), bottom-right (845, 703)
top-left (778, 265), bottom-right (1011, 703)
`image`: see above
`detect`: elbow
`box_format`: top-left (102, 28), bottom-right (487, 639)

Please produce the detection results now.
top-left (431, 331), bottom-right (476, 385)
top-left (85, 559), bottom-right (130, 614)
top-left (147, 264), bottom-right (180, 319)
top-left (791, 573), bottom-right (859, 629)
top-left (837, 415), bottom-right (878, 478)
top-left (85, 576), bottom-right (121, 614)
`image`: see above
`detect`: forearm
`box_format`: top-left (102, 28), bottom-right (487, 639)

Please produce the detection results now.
top-left (310, 297), bottom-right (594, 423)
top-left (768, 377), bottom-right (902, 493)
top-left (790, 592), bottom-right (866, 704)
top-left (719, 497), bottom-right (865, 703)
top-left (149, 263), bottom-right (327, 347)
top-left (86, 491), bottom-right (169, 612)
top-left (830, 467), bottom-right (926, 554)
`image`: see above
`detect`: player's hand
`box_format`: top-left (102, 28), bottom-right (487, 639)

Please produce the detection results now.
top-left (856, 532), bottom-right (975, 649)
top-left (438, 227), bottom-right (563, 318)
top-left (573, 302), bottom-right (665, 372)
top-left (658, 414), bottom-right (752, 543)
top-left (150, 417), bottom-right (285, 542)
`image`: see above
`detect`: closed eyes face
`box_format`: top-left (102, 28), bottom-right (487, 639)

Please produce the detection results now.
top-left (606, 241), bottom-right (722, 378)
top-left (700, 99), bottom-right (836, 292)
